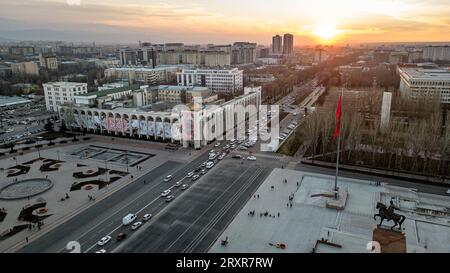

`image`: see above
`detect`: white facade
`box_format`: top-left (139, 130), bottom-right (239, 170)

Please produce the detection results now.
top-left (422, 46), bottom-right (450, 62)
top-left (58, 88), bottom-right (261, 149)
top-left (43, 82), bottom-right (88, 112)
top-left (177, 68), bottom-right (243, 93)
top-left (398, 67), bottom-right (450, 104)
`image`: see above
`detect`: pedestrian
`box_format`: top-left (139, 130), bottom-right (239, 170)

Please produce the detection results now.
top-left (286, 203), bottom-right (289, 208)
top-left (254, 195), bottom-right (256, 199)
top-left (26, 237), bottom-right (28, 243)
top-left (257, 194), bottom-right (260, 199)
top-left (290, 203), bottom-right (292, 208)
top-left (278, 212), bottom-right (280, 217)
top-left (143, 180), bottom-right (146, 184)
top-left (297, 182), bottom-right (299, 186)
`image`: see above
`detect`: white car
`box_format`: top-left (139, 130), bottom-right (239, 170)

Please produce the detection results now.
top-left (142, 214), bottom-right (153, 221)
top-left (186, 172), bottom-right (194, 178)
top-left (163, 175), bottom-right (173, 182)
top-left (97, 236), bottom-right (112, 246)
top-left (175, 181), bottom-right (182, 187)
top-left (247, 156), bottom-right (256, 161)
top-left (446, 189), bottom-right (450, 195)
top-left (214, 142), bottom-right (221, 147)
top-left (131, 221), bottom-right (142, 230)
top-left (96, 249), bottom-right (107, 253)
top-left (161, 189), bottom-right (171, 197)
top-left (206, 161), bottom-right (214, 169)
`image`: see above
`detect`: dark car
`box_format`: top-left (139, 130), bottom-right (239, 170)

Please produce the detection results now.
top-left (116, 233), bottom-right (127, 241)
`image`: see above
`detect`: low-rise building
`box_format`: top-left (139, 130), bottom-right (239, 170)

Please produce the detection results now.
top-left (398, 66), bottom-right (450, 104)
top-left (43, 82), bottom-right (88, 112)
top-left (10, 61), bottom-right (39, 76)
top-left (39, 53), bottom-right (58, 70)
top-left (177, 68), bottom-right (243, 93)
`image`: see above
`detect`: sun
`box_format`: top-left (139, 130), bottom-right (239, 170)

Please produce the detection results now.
top-left (313, 24), bottom-right (340, 40)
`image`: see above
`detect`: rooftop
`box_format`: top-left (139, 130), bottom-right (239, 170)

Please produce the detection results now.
top-left (43, 82), bottom-right (87, 87)
top-left (77, 84), bottom-right (140, 98)
top-left (398, 67), bottom-right (450, 81)
top-left (0, 96), bottom-right (32, 107)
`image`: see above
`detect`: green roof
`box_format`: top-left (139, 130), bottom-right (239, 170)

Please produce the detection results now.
top-left (78, 84), bottom-right (140, 98)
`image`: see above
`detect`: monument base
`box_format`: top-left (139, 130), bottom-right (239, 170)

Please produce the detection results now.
top-left (325, 190), bottom-right (348, 210)
top-left (372, 226), bottom-right (406, 253)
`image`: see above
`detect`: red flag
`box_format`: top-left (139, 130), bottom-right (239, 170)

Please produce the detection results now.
top-left (333, 94), bottom-right (342, 140)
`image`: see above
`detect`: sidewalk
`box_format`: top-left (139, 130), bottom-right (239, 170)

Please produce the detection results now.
top-left (301, 159), bottom-right (450, 186)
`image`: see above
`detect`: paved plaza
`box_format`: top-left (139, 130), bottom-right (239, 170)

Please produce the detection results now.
top-left (210, 168), bottom-right (450, 253)
top-left (0, 136), bottom-right (200, 252)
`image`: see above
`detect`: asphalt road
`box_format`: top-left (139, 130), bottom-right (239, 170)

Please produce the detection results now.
top-left (18, 140), bottom-right (235, 253)
top-left (116, 157), bottom-right (276, 253)
top-left (18, 160), bottom-right (182, 253)
top-left (294, 162), bottom-right (450, 196)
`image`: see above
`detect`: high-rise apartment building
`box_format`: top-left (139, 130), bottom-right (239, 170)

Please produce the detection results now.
top-left (231, 42), bottom-right (257, 65)
top-left (283, 33), bottom-right (294, 55)
top-left (422, 46), bottom-right (450, 61)
top-left (272, 35), bottom-right (282, 54)
top-left (119, 48), bottom-right (137, 66)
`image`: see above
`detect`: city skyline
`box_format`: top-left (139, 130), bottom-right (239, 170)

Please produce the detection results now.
top-left (1, 0), bottom-right (450, 45)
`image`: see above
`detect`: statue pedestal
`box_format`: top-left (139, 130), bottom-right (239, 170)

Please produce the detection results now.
top-left (372, 226), bottom-right (406, 253)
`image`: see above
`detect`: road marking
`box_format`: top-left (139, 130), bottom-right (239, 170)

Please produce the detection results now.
top-left (162, 165), bottom-right (255, 253)
top-left (182, 167), bottom-right (264, 253)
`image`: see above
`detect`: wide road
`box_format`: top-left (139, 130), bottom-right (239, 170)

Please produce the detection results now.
top-left (18, 141), bottom-right (232, 253)
top-left (116, 156), bottom-right (278, 253)
top-left (18, 160), bottom-right (181, 253)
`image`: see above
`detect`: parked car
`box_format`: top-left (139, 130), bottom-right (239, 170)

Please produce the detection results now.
top-left (142, 214), bottom-right (153, 221)
top-left (206, 161), bottom-right (214, 169)
top-left (116, 233), bottom-right (127, 241)
top-left (97, 236), bottom-right (112, 246)
top-left (201, 169), bottom-right (207, 175)
top-left (186, 172), bottom-right (194, 178)
top-left (214, 142), bottom-right (221, 147)
top-left (96, 249), bottom-right (107, 253)
top-left (175, 181), bottom-right (182, 187)
top-left (181, 184), bottom-right (189, 190)
top-left (232, 155), bottom-right (242, 159)
top-left (161, 189), bottom-right (171, 197)
top-left (247, 156), bottom-right (257, 161)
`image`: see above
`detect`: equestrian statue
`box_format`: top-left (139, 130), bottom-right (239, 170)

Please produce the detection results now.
top-left (374, 200), bottom-right (406, 231)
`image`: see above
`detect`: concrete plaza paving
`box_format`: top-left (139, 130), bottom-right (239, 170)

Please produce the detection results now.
top-left (209, 168), bottom-right (450, 253)
top-left (0, 136), bottom-right (201, 252)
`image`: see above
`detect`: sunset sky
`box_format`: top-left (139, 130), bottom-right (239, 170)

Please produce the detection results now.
top-left (1, 0), bottom-right (449, 45)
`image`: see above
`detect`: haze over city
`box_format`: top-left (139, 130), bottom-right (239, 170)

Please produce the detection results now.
top-left (1, 0), bottom-right (450, 44)
top-left (0, 0), bottom-right (450, 265)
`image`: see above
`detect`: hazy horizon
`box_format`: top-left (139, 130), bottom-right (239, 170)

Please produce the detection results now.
top-left (1, 0), bottom-right (450, 46)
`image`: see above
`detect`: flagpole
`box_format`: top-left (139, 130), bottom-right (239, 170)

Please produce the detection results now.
top-left (334, 88), bottom-right (343, 199)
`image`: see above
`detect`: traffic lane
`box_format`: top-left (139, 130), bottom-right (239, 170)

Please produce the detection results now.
top-left (295, 163), bottom-right (450, 196)
top-left (85, 142), bottom-right (230, 252)
top-left (18, 160), bottom-right (181, 253)
top-left (118, 160), bottom-right (270, 253)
